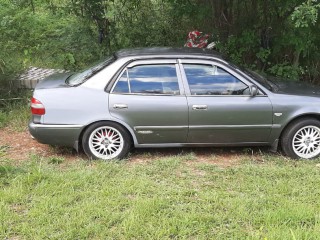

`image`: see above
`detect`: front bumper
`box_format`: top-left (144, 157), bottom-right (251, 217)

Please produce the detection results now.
top-left (28, 122), bottom-right (84, 148)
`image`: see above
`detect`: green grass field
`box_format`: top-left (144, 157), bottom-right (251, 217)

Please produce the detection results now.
top-left (1, 155), bottom-right (320, 239)
top-left (1, 97), bottom-right (320, 239)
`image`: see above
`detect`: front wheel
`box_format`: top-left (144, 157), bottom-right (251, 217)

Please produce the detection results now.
top-left (82, 122), bottom-right (131, 160)
top-left (281, 118), bottom-right (320, 159)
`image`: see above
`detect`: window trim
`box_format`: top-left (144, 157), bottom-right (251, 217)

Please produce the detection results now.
top-left (110, 60), bottom-right (185, 96)
top-left (110, 68), bottom-right (129, 94)
top-left (178, 59), bottom-right (266, 97)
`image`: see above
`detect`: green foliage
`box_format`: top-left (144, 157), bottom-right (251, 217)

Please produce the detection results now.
top-left (268, 63), bottom-right (304, 81)
top-left (221, 30), bottom-right (260, 66)
top-left (0, 0), bottom-right (107, 85)
top-left (110, 0), bottom-right (188, 48)
top-left (256, 48), bottom-right (271, 64)
top-left (291, 0), bottom-right (320, 28)
top-left (0, 0), bottom-right (319, 88)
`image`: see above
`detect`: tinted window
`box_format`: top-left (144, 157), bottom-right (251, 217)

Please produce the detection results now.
top-left (184, 64), bottom-right (248, 95)
top-left (112, 65), bottom-right (180, 94)
top-left (113, 70), bottom-right (129, 93)
top-left (129, 65), bottom-right (179, 94)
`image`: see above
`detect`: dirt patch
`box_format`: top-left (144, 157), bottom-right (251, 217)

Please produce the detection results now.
top-left (0, 128), bottom-right (272, 166)
top-left (0, 128), bottom-right (81, 163)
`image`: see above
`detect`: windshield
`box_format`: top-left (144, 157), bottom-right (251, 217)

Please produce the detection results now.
top-left (228, 62), bottom-right (276, 92)
top-left (244, 69), bottom-right (273, 90)
top-left (66, 56), bottom-right (115, 86)
top-left (245, 69), bottom-right (279, 92)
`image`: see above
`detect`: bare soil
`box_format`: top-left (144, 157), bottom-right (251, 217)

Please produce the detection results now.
top-left (0, 128), bottom-right (84, 162)
top-left (0, 128), bottom-right (272, 167)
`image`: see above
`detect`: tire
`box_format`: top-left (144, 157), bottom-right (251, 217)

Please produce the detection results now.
top-left (82, 121), bottom-right (131, 160)
top-left (281, 118), bottom-right (320, 159)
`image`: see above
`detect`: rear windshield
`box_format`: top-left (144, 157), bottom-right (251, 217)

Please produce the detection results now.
top-left (66, 56), bottom-right (115, 86)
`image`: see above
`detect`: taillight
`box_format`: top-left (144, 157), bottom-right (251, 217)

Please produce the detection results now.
top-left (31, 97), bottom-right (46, 115)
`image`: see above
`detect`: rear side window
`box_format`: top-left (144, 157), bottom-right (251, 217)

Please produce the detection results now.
top-left (112, 64), bottom-right (180, 95)
top-left (183, 64), bottom-right (248, 95)
top-left (112, 71), bottom-right (129, 93)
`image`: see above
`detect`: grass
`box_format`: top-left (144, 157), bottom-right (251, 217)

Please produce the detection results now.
top-left (1, 154), bottom-right (320, 239)
top-left (0, 90), bottom-right (31, 131)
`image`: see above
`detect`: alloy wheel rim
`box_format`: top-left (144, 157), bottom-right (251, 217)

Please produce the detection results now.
top-left (292, 125), bottom-right (320, 159)
top-left (89, 126), bottom-right (124, 160)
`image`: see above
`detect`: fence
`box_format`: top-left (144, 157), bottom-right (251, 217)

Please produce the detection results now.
top-left (17, 67), bottom-right (66, 89)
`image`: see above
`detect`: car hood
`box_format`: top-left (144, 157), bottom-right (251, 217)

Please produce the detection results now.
top-left (272, 79), bottom-right (320, 97)
top-left (35, 72), bottom-right (73, 89)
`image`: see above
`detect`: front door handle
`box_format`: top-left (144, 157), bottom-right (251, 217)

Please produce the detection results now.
top-left (192, 105), bottom-right (208, 110)
top-left (113, 104), bottom-right (128, 109)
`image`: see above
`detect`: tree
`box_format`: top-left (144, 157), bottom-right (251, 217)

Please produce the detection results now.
top-left (0, 0), bottom-right (319, 90)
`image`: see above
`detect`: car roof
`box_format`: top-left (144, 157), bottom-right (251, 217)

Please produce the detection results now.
top-left (114, 47), bottom-right (224, 59)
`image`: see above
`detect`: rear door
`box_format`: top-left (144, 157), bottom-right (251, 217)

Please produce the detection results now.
top-left (109, 59), bottom-right (188, 144)
top-left (179, 59), bottom-right (273, 144)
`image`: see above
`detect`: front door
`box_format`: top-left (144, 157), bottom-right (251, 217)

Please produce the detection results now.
top-left (180, 61), bottom-right (273, 144)
top-left (109, 61), bottom-right (188, 144)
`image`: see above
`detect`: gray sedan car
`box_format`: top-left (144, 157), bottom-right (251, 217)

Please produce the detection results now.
top-left (29, 47), bottom-right (320, 160)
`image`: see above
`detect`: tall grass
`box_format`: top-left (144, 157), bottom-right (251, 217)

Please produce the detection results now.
top-left (1, 155), bottom-right (320, 239)
top-left (0, 90), bottom-right (30, 131)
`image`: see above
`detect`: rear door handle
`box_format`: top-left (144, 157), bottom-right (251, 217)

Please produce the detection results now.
top-left (113, 104), bottom-right (128, 109)
top-left (192, 105), bottom-right (208, 110)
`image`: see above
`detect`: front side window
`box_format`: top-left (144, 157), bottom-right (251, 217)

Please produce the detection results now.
top-left (184, 64), bottom-right (249, 95)
top-left (112, 64), bottom-right (180, 95)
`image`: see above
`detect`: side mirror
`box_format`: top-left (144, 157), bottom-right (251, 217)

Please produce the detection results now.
top-left (250, 85), bottom-right (258, 96)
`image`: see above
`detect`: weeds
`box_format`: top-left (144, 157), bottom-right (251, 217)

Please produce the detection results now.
top-left (0, 89), bottom-right (30, 129)
top-left (0, 145), bottom-right (9, 158)
top-left (47, 156), bottom-right (65, 164)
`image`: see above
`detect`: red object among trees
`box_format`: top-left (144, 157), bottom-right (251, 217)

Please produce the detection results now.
top-left (184, 30), bottom-right (210, 48)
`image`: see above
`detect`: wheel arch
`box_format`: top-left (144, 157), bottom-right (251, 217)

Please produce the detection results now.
top-left (77, 119), bottom-right (137, 151)
top-left (279, 113), bottom-right (320, 143)
top-left (278, 114), bottom-right (320, 159)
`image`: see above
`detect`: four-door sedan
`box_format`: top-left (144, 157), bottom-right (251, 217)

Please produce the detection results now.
top-left (29, 47), bottom-right (320, 160)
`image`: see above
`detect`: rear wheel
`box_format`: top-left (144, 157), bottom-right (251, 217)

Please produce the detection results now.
top-left (281, 118), bottom-right (320, 159)
top-left (82, 122), bottom-right (131, 160)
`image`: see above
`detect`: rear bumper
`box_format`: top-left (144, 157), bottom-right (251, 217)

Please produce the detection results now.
top-left (28, 122), bottom-right (84, 148)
